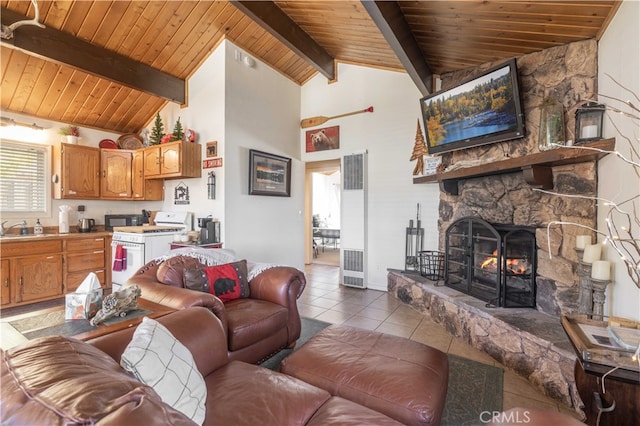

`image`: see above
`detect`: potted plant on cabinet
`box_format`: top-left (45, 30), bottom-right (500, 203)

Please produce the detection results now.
top-left (59, 125), bottom-right (80, 144)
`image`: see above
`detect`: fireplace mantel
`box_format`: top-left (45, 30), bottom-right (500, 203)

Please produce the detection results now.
top-left (414, 138), bottom-right (615, 195)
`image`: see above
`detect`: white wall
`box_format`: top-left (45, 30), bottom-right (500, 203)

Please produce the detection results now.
top-left (301, 64), bottom-right (441, 290)
top-left (597, 0), bottom-right (640, 321)
top-left (223, 43), bottom-right (304, 268)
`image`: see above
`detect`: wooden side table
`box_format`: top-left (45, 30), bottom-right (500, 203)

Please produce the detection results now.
top-left (562, 315), bottom-right (640, 426)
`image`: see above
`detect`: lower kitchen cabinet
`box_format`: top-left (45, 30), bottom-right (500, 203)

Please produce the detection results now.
top-left (0, 234), bottom-right (111, 309)
top-left (64, 236), bottom-right (108, 292)
top-left (1, 259), bottom-right (10, 306)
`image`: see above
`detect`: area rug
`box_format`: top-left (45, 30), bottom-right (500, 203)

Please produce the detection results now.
top-left (8, 308), bottom-right (151, 340)
top-left (261, 317), bottom-right (503, 425)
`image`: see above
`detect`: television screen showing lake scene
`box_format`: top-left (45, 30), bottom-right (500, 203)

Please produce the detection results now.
top-left (420, 60), bottom-right (524, 155)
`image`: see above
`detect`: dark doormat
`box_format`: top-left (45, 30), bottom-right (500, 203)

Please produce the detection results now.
top-left (261, 317), bottom-right (503, 425)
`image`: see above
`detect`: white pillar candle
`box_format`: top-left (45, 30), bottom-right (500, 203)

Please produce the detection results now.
top-left (591, 260), bottom-right (611, 280)
top-left (582, 244), bottom-right (602, 264)
top-left (575, 235), bottom-right (591, 250)
top-left (581, 124), bottom-right (598, 139)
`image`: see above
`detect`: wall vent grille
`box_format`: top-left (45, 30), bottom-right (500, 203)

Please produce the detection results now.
top-left (343, 249), bottom-right (364, 272)
top-left (343, 276), bottom-right (365, 288)
top-left (343, 153), bottom-right (364, 190)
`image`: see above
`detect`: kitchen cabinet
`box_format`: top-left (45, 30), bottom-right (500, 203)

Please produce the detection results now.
top-left (101, 149), bottom-right (132, 199)
top-left (132, 150), bottom-right (163, 200)
top-left (143, 141), bottom-right (201, 179)
top-left (1, 259), bottom-right (9, 306)
top-left (0, 240), bottom-right (64, 306)
top-left (64, 236), bottom-right (108, 292)
top-left (52, 143), bottom-right (101, 199)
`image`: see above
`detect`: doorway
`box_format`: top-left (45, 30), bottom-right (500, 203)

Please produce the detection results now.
top-left (304, 159), bottom-right (340, 266)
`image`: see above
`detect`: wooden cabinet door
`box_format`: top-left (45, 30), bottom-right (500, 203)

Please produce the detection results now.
top-left (101, 150), bottom-right (132, 198)
top-left (14, 254), bottom-right (63, 303)
top-left (143, 146), bottom-right (162, 177)
top-left (133, 150), bottom-right (163, 200)
top-left (160, 143), bottom-right (181, 175)
top-left (62, 144), bottom-right (100, 198)
top-left (1, 259), bottom-right (10, 306)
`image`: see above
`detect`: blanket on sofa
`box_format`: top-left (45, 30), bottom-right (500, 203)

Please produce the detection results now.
top-left (155, 247), bottom-right (283, 282)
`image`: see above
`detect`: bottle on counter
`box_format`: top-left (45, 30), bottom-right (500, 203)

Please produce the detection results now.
top-left (34, 219), bottom-right (44, 235)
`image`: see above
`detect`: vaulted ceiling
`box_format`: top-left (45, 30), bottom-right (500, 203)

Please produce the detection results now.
top-left (0, 1), bottom-right (621, 135)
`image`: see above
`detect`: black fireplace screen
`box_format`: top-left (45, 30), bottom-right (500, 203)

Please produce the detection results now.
top-left (445, 217), bottom-right (536, 308)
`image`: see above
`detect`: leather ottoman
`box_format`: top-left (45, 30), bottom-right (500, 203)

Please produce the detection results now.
top-left (280, 325), bottom-right (449, 426)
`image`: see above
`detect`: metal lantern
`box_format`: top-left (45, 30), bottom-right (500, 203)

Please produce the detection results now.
top-left (575, 102), bottom-right (605, 143)
top-left (207, 171), bottom-right (216, 200)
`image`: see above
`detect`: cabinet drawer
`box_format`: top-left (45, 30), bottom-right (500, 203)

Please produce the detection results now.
top-left (65, 237), bottom-right (105, 252)
top-left (0, 240), bottom-right (62, 257)
top-left (66, 251), bottom-right (105, 273)
top-left (66, 270), bottom-right (105, 292)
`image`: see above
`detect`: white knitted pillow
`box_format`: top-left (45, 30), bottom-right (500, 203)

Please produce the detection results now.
top-left (121, 317), bottom-right (207, 425)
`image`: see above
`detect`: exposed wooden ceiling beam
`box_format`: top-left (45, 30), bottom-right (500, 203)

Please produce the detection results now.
top-left (230, 1), bottom-right (335, 81)
top-left (361, 0), bottom-right (433, 95)
top-left (0, 7), bottom-right (185, 104)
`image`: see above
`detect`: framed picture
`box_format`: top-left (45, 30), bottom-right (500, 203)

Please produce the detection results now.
top-left (249, 149), bottom-right (291, 197)
top-left (305, 125), bottom-right (340, 152)
top-left (206, 141), bottom-right (218, 158)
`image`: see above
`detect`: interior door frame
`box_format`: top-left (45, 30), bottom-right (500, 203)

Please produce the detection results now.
top-left (304, 159), bottom-right (341, 264)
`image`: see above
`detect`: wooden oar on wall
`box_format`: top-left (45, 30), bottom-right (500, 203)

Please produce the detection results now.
top-left (300, 106), bottom-right (374, 129)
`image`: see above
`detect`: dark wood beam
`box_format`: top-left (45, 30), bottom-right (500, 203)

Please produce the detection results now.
top-left (230, 1), bottom-right (335, 80)
top-left (1, 8), bottom-right (185, 104)
top-left (361, 0), bottom-right (433, 95)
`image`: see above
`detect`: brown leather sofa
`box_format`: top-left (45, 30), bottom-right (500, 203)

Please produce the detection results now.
top-left (125, 250), bottom-right (306, 364)
top-left (1, 307), bottom-right (405, 425)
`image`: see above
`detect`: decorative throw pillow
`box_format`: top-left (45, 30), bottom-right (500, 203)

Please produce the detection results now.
top-left (183, 265), bottom-right (209, 293)
top-left (120, 317), bottom-right (207, 425)
top-left (203, 259), bottom-right (249, 302)
top-left (156, 256), bottom-right (202, 287)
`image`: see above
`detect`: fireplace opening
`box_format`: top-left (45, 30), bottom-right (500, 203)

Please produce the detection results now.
top-left (445, 217), bottom-right (537, 308)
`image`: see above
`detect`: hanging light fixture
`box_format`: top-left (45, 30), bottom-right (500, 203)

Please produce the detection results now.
top-left (1, 117), bottom-right (44, 131)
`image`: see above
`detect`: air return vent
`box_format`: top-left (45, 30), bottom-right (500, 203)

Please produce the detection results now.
top-left (343, 153), bottom-right (364, 190)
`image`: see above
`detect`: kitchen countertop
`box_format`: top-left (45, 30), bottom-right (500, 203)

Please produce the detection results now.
top-left (0, 229), bottom-right (112, 242)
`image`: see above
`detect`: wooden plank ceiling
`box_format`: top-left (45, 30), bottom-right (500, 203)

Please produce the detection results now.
top-left (0, 0), bottom-right (621, 135)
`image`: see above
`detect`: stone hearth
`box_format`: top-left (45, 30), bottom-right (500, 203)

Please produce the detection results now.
top-left (388, 270), bottom-right (581, 412)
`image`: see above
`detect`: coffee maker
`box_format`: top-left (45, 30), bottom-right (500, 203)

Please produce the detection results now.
top-left (198, 217), bottom-right (220, 244)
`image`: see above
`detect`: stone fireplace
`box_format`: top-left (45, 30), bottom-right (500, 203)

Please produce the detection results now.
top-left (388, 39), bottom-right (603, 413)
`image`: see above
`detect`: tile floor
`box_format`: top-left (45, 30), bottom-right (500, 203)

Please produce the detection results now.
top-left (302, 261), bottom-right (583, 420)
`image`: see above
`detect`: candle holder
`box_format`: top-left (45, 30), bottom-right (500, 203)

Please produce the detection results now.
top-left (575, 248), bottom-right (594, 317)
top-left (589, 277), bottom-right (611, 321)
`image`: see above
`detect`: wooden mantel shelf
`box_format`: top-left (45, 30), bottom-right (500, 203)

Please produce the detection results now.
top-left (414, 138), bottom-right (615, 195)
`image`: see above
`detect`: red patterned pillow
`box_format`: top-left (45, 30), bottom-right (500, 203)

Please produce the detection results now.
top-left (203, 260), bottom-right (249, 302)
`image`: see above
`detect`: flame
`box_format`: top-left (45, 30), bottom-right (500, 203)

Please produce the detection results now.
top-left (481, 250), bottom-right (528, 275)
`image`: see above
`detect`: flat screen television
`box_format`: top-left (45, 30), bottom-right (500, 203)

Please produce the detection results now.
top-left (420, 58), bottom-right (525, 155)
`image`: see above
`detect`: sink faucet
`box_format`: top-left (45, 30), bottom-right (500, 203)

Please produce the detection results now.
top-left (0, 220), bottom-right (27, 236)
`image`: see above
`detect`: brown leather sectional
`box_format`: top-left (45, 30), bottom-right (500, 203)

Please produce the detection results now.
top-left (2, 307), bottom-right (414, 424)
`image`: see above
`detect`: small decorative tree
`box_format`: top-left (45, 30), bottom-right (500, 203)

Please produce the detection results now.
top-left (172, 117), bottom-right (185, 142)
top-left (150, 113), bottom-right (164, 145)
top-left (410, 119), bottom-right (429, 175)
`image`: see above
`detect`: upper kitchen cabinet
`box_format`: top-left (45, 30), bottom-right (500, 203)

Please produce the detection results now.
top-left (132, 150), bottom-right (163, 200)
top-left (143, 141), bottom-right (201, 179)
top-left (52, 143), bottom-right (101, 199)
top-left (101, 149), bottom-right (132, 199)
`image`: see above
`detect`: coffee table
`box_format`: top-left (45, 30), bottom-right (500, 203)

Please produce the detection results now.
top-left (4, 298), bottom-right (174, 343)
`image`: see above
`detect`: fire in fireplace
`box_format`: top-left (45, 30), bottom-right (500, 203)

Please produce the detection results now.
top-left (445, 217), bottom-right (537, 308)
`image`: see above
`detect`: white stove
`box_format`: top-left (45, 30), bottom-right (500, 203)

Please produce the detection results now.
top-left (111, 212), bottom-right (193, 290)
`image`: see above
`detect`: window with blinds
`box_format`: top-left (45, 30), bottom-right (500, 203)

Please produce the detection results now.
top-left (0, 141), bottom-right (49, 213)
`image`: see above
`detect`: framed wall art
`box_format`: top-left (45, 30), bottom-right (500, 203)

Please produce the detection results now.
top-left (305, 125), bottom-right (340, 153)
top-left (249, 149), bottom-right (291, 197)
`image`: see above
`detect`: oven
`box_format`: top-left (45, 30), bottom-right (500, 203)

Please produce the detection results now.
top-left (110, 212), bottom-right (192, 291)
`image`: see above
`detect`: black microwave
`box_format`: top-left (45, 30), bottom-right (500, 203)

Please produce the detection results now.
top-left (105, 214), bottom-right (146, 231)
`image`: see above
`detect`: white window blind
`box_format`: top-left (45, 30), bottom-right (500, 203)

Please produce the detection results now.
top-left (0, 141), bottom-right (48, 213)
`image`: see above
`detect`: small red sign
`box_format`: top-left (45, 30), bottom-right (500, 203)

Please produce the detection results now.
top-left (203, 158), bottom-right (223, 169)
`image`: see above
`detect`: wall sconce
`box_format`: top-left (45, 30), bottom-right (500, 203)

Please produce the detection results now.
top-left (575, 102), bottom-right (605, 143)
top-left (207, 171), bottom-right (216, 200)
top-left (0, 116), bottom-right (44, 131)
